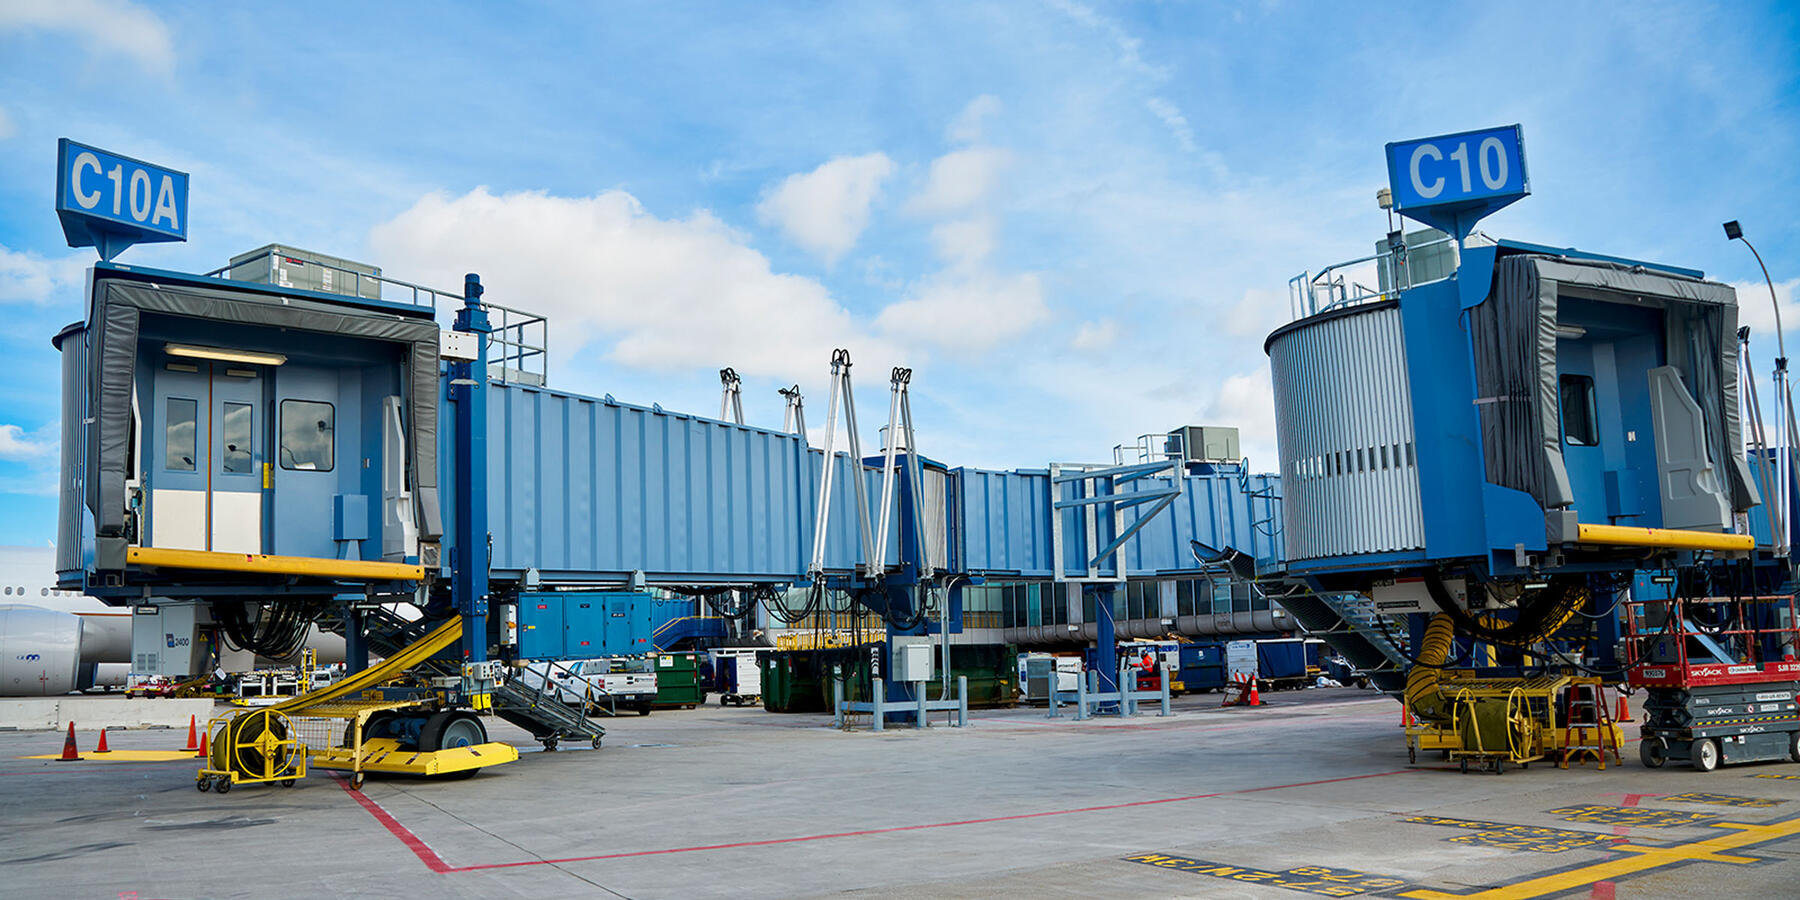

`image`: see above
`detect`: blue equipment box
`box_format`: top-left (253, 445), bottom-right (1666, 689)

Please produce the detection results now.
top-left (517, 591), bottom-right (654, 661)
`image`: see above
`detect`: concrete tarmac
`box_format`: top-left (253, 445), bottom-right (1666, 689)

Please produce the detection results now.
top-left (3, 687), bottom-right (1798, 899)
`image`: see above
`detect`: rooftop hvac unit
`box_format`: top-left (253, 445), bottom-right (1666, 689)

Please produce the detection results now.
top-left (227, 244), bottom-right (383, 300)
top-left (1169, 426), bottom-right (1239, 462)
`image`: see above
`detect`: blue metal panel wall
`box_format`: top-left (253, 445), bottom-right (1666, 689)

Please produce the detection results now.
top-left (954, 468), bottom-right (1283, 578)
top-left (440, 380), bottom-right (900, 583)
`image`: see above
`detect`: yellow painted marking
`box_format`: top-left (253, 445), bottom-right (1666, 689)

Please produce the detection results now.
top-left (1752, 773), bottom-right (1800, 781)
top-left (127, 545), bottom-right (424, 581)
top-left (1124, 854), bottom-right (1407, 896)
top-left (20, 749), bottom-right (196, 762)
top-left (1573, 522), bottom-right (1753, 551)
top-left (1546, 805), bottom-right (1720, 828)
top-left (1399, 814), bottom-right (1800, 899)
top-left (1661, 792), bottom-right (1785, 809)
top-left (1403, 815), bottom-right (1620, 854)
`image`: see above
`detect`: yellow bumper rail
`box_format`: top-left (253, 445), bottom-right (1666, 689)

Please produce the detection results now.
top-left (1574, 523), bottom-right (1754, 552)
top-left (126, 546), bottom-right (425, 581)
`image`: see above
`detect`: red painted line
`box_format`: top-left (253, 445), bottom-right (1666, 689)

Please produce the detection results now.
top-left (1600, 792), bottom-right (1663, 807)
top-left (350, 768), bottom-right (1416, 874)
top-left (335, 775), bottom-right (453, 874)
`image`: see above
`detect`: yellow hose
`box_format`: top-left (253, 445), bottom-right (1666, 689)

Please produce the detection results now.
top-left (1404, 581), bottom-right (1589, 727)
top-left (1405, 614), bottom-right (1457, 726)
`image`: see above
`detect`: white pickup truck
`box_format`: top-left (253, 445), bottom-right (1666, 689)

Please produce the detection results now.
top-left (518, 659), bottom-right (658, 716)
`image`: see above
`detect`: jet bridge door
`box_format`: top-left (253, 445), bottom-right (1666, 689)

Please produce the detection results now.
top-left (148, 358), bottom-right (266, 554)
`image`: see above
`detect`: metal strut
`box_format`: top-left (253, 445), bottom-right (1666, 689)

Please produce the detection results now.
top-left (808, 350), bottom-right (876, 581)
top-left (871, 367), bottom-right (933, 579)
top-left (780, 384), bottom-right (806, 437)
top-left (718, 367), bottom-right (744, 425)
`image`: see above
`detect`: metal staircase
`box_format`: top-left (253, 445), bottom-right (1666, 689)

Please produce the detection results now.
top-left (318, 607), bottom-right (607, 751)
top-left (1269, 589), bottom-right (1410, 695)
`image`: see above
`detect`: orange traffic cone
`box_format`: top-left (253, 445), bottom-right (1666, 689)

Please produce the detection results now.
top-left (1248, 678), bottom-right (1262, 707)
top-left (183, 714), bottom-right (199, 751)
top-left (57, 721), bottom-right (81, 761)
top-left (93, 728), bottom-right (112, 754)
top-left (1402, 703), bottom-right (1414, 727)
top-left (195, 728), bottom-right (210, 759)
top-left (1615, 694), bottom-right (1631, 722)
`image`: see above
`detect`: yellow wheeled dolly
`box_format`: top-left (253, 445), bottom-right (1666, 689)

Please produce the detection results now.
top-left (196, 708), bottom-right (306, 794)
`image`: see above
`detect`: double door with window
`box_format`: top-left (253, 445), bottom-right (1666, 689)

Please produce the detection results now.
top-left (148, 357), bottom-right (342, 557)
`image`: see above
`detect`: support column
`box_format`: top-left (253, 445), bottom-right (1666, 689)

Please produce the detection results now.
top-left (452, 274), bottom-right (493, 663)
top-left (344, 604), bottom-right (369, 675)
top-left (1093, 586), bottom-right (1118, 709)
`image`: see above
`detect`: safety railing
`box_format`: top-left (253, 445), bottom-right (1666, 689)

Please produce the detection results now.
top-left (205, 246), bottom-right (549, 385)
top-left (1286, 232), bottom-right (1460, 323)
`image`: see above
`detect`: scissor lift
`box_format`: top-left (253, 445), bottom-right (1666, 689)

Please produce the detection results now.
top-left (1626, 589), bottom-right (1800, 771)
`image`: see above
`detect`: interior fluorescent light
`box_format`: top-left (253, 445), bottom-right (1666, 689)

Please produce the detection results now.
top-left (165, 343), bottom-right (287, 366)
top-left (1554, 324), bottom-right (1587, 340)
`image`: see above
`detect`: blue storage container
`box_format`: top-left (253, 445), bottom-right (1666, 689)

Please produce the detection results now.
top-left (1255, 638), bottom-right (1307, 682)
top-left (1177, 643), bottom-right (1226, 693)
top-left (516, 590), bottom-right (654, 661)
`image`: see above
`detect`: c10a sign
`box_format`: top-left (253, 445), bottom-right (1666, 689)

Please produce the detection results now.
top-left (55, 138), bottom-right (189, 259)
top-left (1384, 125), bottom-right (1528, 238)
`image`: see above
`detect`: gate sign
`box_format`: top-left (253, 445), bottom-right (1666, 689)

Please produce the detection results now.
top-left (55, 138), bottom-right (189, 260)
top-left (1384, 125), bottom-right (1528, 241)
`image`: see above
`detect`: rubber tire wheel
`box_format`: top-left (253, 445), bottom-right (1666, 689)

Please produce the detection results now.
top-left (343, 711), bottom-right (401, 749)
top-left (196, 776), bottom-right (211, 793)
top-left (1641, 739), bottom-right (1667, 769)
top-left (1495, 760), bottom-right (1506, 775)
top-left (1408, 746), bottom-right (1417, 765)
top-left (542, 736), bottom-right (559, 752)
top-left (419, 712), bottom-right (488, 752)
top-left (280, 779), bottom-right (296, 788)
top-left (1459, 759), bottom-right (1469, 774)
top-left (1789, 731), bottom-right (1800, 764)
top-left (213, 775), bottom-right (231, 794)
top-left (1692, 738), bottom-right (1720, 773)
top-left (349, 772), bottom-right (365, 791)
top-left (591, 735), bottom-right (603, 750)
top-left (637, 705), bottom-right (651, 716)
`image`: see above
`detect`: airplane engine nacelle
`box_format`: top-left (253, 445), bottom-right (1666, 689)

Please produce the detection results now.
top-left (0, 604), bottom-right (83, 696)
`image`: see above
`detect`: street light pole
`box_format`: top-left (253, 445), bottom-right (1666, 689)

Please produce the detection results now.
top-left (1727, 220), bottom-right (1790, 558)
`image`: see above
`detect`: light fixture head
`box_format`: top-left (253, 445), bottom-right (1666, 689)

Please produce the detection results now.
top-left (1376, 187), bottom-right (1393, 210)
top-left (165, 343), bottom-right (287, 367)
top-left (1723, 220), bottom-right (1743, 241)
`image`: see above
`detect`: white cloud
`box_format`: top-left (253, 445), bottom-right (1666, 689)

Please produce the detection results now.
top-left (369, 187), bottom-right (897, 382)
top-left (1223, 287), bottom-right (1288, 339)
top-left (907, 147), bottom-right (1011, 216)
top-left (0, 244), bottom-right (88, 305)
top-left (1732, 277), bottom-right (1799, 340)
top-left (0, 0), bottom-right (175, 79)
top-left (875, 271), bottom-right (1047, 354)
top-left (948, 95), bottom-right (1002, 144)
top-left (1144, 97), bottom-right (1196, 152)
top-left (1070, 319), bottom-right (1118, 351)
top-left (929, 217), bottom-right (997, 269)
top-left (756, 152), bottom-right (895, 265)
top-left (0, 424), bottom-right (53, 462)
top-left (0, 106), bottom-right (15, 141)
top-left (1197, 370), bottom-right (1277, 465)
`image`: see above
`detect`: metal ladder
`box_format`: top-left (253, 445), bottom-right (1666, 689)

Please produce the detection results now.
top-left (1269, 589), bottom-right (1410, 695)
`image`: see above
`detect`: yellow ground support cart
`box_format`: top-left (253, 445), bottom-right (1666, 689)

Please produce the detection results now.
top-left (195, 708), bottom-right (305, 794)
top-left (1405, 673), bottom-right (1624, 773)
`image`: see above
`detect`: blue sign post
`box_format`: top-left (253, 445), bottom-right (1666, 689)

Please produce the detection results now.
top-left (1384, 125), bottom-right (1528, 242)
top-left (55, 138), bottom-right (189, 260)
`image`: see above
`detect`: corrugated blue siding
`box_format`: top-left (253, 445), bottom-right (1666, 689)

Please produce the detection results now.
top-left (953, 467), bottom-right (1283, 578)
top-left (442, 380), bottom-right (896, 582)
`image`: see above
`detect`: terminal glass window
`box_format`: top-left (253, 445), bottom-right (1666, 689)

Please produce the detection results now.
top-left (280, 400), bottom-right (335, 471)
top-left (165, 398), bottom-right (197, 471)
top-left (221, 402), bottom-right (253, 473)
top-left (1560, 374), bottom-right (1598, 446)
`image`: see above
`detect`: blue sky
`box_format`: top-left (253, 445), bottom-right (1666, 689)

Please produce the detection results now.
top-left (0, 0), bottom-right (1796, 547)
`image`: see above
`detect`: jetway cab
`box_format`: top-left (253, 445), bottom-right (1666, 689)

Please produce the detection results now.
top-left (53, 262), bottom-right (441, 605)
top-left (1269, 238), bottom-right (1760, 624)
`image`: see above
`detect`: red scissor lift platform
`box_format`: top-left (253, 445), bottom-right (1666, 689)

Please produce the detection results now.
top-left (1624, 589), bottom-right (1800, 771)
